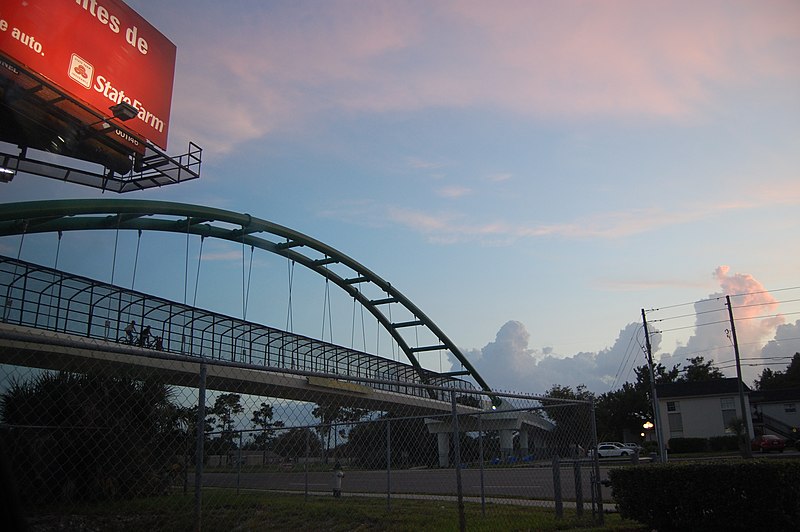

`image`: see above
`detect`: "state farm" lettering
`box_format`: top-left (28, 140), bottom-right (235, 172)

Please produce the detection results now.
top-left (93, 74), bottom-right (164, 133)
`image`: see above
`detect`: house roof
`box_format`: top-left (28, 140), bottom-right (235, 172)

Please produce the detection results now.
top-left (656, 378), bottom-right (750, 399)
top-left (750, 387), bottom-right (800, 404)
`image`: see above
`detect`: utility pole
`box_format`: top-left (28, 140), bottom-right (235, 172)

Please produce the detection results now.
top-left (642, 309), bottom-right (666, 462)
top-left (726, 295), bottom-right (753, 459)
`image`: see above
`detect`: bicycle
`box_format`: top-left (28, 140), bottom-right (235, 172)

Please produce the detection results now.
top-left (116, 334), bottom-right (161, 350)
top-left (117, 334), bottom-right (136, 345)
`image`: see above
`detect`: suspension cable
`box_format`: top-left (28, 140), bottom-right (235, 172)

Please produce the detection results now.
top-left (351, 295), bottom-right (357, 350)
top-left (14, 227), bottom-right (26, 260)
top-left (109, 216), bottom-right (120, 286)
top-left (49, 231), bottom-right (63, 329)
top-left (183, 218), bottom-right (190, 305)
top-left (241, 239), bottom-right (254, 320)
top-left (359, 286), bottom-right (367, 351)
top-left (3, 221), bottom-right (27, 323)
top-left (130, 229), bottom-right (142, 290)
top-left (192, 236), bottom-right (205, 307)
top-left (54, 231), bottom-right (62, 269)
top-left (387, 296), bottom-right (396, 360)
top-left (321, 264), bottom-right (333, 343)
top-left (286, 250), bottom-right (294, 333)
top-left (109, 216), bottom-right (121, 322)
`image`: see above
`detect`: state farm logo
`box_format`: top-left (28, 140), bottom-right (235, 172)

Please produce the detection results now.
top-left (68, 54), bottom-right (94, 89)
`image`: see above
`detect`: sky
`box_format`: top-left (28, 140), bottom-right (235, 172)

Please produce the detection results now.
top-left (2, 0), bottom-right (800, 396)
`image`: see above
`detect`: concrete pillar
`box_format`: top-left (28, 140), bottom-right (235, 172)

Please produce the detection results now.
top-left (437, 432), bottom-right (450, 467)
top-left (519, 430), bottom-right (529, 455)
top-left (500, 429), bottom-right (514, 459)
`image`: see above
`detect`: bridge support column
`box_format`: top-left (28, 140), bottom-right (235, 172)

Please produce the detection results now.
top-left (519, 429), bottom-right (529, 455)
top-left (500, 429), bottom-right (514, 460)
top-left (437, 432), bottom-right (450, 468)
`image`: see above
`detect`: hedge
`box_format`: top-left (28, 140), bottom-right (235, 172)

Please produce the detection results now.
top-left (667, 437), bottom-right (707, 453)
top-left (708, 435), bottom-right (739, 452)
top-left (608, 460), bottom-right (800, 530)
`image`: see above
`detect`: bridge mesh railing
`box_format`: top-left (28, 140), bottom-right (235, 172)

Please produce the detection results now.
top-left (0, 353), bottom-right (607, 530)
top-left (0, 254), bottom-right (473, 401)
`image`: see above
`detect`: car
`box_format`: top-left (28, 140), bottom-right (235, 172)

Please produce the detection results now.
top-left (589, 443), bottom-right (631, 458)
top-left (751, 434), bottom-right (785, 453)
top-left (623, 443), bottom-right (643, 453)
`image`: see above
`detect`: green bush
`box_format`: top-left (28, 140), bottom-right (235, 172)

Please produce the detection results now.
top-left (642, 441), bottom-right (658, 454)
top-left (667, 437), bottom-right (707, 453)
top-left (708, 435), bottom-right (739, 451)
top-left (609, 460), bottom-right (800, 530)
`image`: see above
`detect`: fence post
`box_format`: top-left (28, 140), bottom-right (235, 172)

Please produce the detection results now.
top-left (237, 431), bottom-right (243, 495)
top-left (589, 398), bottom-right (604, 525)
top-left (574, 457), bottom-right (583, 517)
top-left (478, 412), bottom-right (486, 517)
top-left (304, 428), bottom-right (310, 501)
top-left (450, 391), bottom-right (466, 532)
top-left (386, 418), bottom-right (392, 511)
top-left (552, 455), bottom-right (563, 519)
top-left (194, 363), bottom-right (207, 532)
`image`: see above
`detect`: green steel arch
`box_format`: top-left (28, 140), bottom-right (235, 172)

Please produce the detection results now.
top-left (0, 199), bottom-right (496, 400)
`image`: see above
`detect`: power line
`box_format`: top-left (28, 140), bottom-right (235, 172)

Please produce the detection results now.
top-left (729, 286), bottom-right (800, 299)
top-left (608, 324), bottom-right (643, 392)
top-left (732, 310), bottom-right (800, 322)
top-left (655, 318), bottom-right (730, 334)
top-left (649, 306), bottom-right (727, 323)
top-left (645, 285), bottom-right (800, 315)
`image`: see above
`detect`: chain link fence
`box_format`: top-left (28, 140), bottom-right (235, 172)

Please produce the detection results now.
top-left (0, 343), bottom-right (604, 530)
top-left (1, 248), bottom-right (604, 529)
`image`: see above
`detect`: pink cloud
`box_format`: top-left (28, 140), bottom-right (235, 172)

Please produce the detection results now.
top-left (164, 0), bottom-right (800, 155)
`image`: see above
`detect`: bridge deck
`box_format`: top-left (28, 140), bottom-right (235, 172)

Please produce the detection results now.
top-left (0, 255), bottom-right (475, 405)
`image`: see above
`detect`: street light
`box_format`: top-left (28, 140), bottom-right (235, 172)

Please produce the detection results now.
top-left (0, 166), bottom-right (14, 182)
top-left (88, 102), bottom-right (139, 128)
top-left (642, 421), bottom-right (654, 442)
top-left (109, 102), bottom-right (139, 121)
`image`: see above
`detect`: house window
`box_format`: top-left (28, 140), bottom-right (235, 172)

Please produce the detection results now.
top-left (785, 403), bottom-right (796, 413)
top-left (666, 401), bottom-right (682, 438)
top-left (721, 397), bottom-right (737, 431)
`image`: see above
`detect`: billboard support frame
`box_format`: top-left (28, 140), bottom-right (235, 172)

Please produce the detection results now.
top-left (0, 56), bottom-right (201, 193)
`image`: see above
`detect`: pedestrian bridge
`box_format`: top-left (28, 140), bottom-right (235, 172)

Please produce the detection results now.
top-left (0, 199), bottom-right (556, 461)
top-left (0, 254), bottom-right (478, 414)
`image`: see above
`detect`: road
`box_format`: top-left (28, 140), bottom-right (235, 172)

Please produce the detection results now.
top-left (199, 451), bottom-right (800, 504)
top-left (201, 461), bottom-right (612, 503)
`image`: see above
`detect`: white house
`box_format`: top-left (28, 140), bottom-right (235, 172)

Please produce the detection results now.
top-left (655, 378), bottom-right (754, 444)
top-left (750, 387), bottom-right (800, 440)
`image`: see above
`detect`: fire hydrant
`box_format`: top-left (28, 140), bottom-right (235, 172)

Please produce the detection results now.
top-left (332, 461), bottom-right (344, 498)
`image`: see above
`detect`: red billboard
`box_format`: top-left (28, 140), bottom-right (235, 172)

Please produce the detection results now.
top-left (0, 0), bottom-right (176, 150)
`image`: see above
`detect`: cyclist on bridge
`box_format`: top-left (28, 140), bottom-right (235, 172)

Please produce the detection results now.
top-left (138, 325), bottom-right (152, 347)
top-left (124, 320), bottom-right (137, 344)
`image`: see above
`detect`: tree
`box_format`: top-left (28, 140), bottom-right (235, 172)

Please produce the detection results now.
top-left (250, 402), bottom-right (284, 463)
top-left (312, 402), bottom-right (369, 462)
top-left (542, 384), bottom-right (595, 449)
top-left (595, 382), bottom-right (649, 443)
top-left (754, 353), bottom-right (800, 390)
top-left (207, 393), bottom-right (244, 457)
top-left (0, 371), bottom-right (180, 505)
top-left (594, 363), bottom-right (679, 442)
top-left (680, 356), bottom-right (724, 382)
top-left (347, 414), bottom-right (437, 469)
top-left (634, 362), bottom-right (680, 392)
top-left (272, 428), bottom-right (322, 461)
